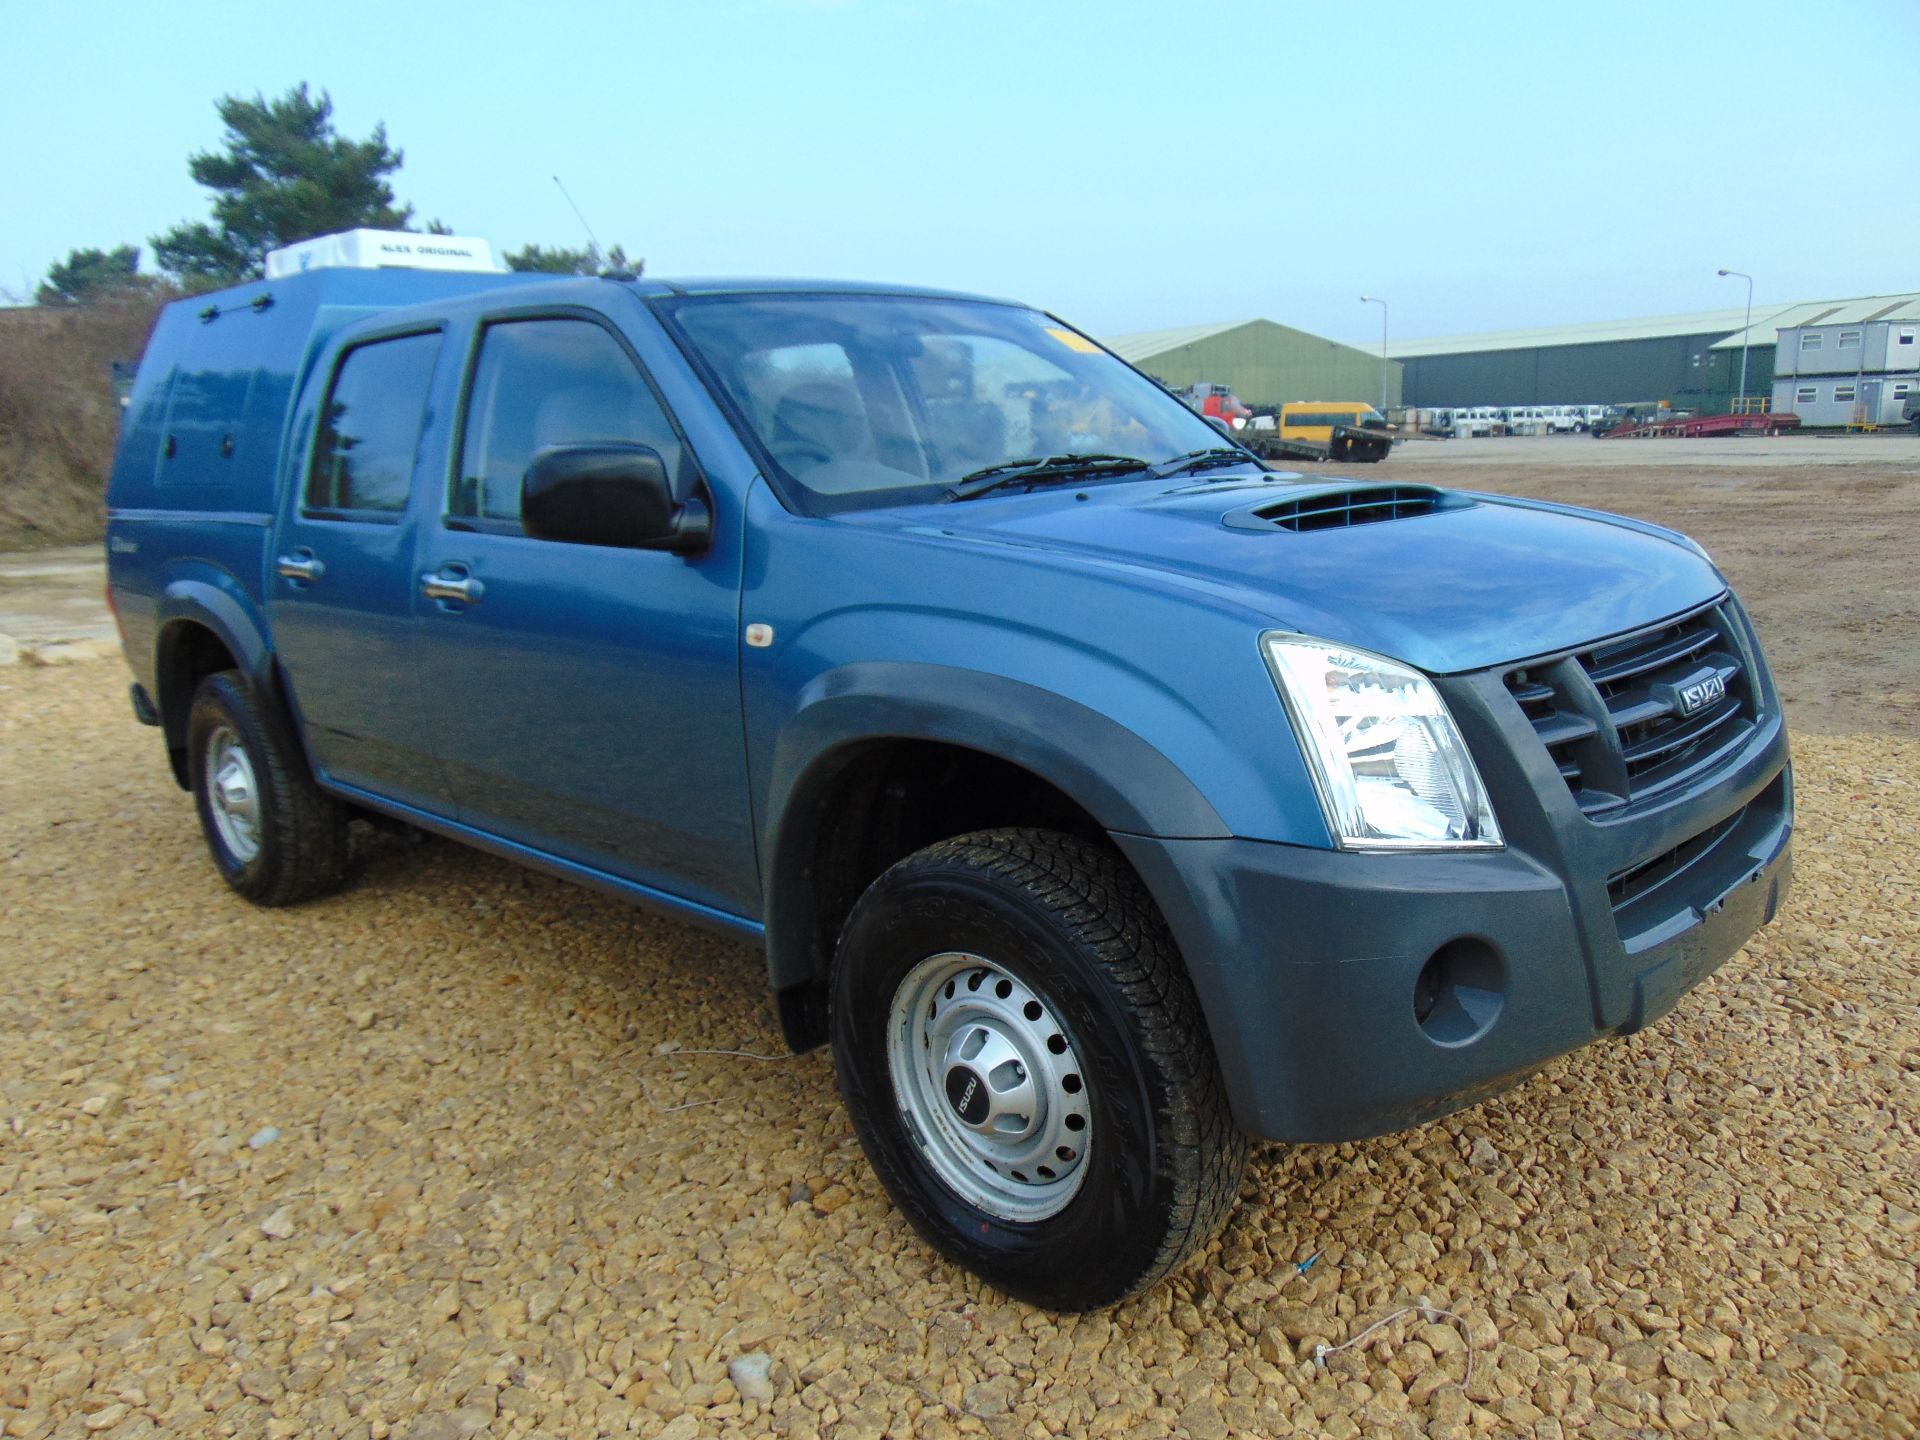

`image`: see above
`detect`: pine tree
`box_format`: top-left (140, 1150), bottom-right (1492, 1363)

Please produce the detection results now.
top-left (503, 242), bottom-right (639, 275)
top-left (151, 84), bottom-right (413, 285)
top-left (36, 245), bottom-right (154, 306)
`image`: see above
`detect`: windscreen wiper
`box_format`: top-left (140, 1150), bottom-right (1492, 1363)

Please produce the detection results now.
top-left (946, 453), bottom-right (1147, 502)
top-left (1146, 446), bottom-right (1260, 479)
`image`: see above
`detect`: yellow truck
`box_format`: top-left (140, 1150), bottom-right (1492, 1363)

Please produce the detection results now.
top-left (1240, 401), bottom-right (1394, 463)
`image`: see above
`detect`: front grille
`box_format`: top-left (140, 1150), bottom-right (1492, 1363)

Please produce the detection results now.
top-left (1505, 674), bottom-right (1600, 792)
top-left (1256, 486), bottom-right (1446, 532)
top-left (1605, 770), bottom-right (1788, 951)
top-left (1505, 601), bottom-right (1756, 815)
top-left (1607, 803), bottom-right (1746, 912)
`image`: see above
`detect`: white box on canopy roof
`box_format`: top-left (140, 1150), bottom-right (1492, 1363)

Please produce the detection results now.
top-left (264, 229), bottom-right (503, 279)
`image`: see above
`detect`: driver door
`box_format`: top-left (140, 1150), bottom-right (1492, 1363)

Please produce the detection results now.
top-left (408, 313), bottom-right (757, 918)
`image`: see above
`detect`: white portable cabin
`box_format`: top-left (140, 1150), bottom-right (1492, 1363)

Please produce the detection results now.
top-left (263, 229), bottom-right (505, 279)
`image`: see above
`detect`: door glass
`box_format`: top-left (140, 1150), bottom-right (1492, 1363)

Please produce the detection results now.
top-left (305, 332), bottom-right (443, 516)
top-left (454, 319), bottom-right (683, 525)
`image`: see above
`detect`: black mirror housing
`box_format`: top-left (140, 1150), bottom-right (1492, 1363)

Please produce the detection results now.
top-left (520, 444), bottom-right (712, 553)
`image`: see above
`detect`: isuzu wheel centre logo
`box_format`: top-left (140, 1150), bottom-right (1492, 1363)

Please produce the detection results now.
top-left (945, 1067), bottom-right (989, 1125)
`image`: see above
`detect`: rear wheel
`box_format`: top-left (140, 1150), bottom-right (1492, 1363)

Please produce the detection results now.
top-left (187, 671), bottom-right (350, 905)
top-left (831, 828), bottom-right (1248, 1310)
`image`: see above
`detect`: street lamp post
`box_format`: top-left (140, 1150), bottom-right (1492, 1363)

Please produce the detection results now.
top-left (1360, 295), bottom-right (1389, 415)
top-left (1717, 268), bottom-right (1753, 412)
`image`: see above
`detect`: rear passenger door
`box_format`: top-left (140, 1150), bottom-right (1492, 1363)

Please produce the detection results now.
top-left (269, 327), bottom-right (446, 808)
top-left (409, 313), bottom-right (757, 918)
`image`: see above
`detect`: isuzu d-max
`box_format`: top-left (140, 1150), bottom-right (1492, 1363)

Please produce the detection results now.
top-left (106, 244), bottom-right (1792, 1309)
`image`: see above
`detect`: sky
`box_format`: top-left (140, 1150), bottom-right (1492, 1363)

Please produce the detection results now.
top-left (2, 0), bottom-right (1915, 347)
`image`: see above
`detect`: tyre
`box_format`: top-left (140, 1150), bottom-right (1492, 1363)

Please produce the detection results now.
top-left (187, 670), bottom-right (350, 906)
top-left (831, 828), bottom-right (1248, 1310)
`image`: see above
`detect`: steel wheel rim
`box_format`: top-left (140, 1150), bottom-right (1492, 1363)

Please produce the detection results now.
top-left (204, 724), bottom-right (262, 863)
top-left (885, 952), bottom-right (1092, 1221)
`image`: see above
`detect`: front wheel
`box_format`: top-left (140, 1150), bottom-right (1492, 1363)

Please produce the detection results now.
top-left (831, 829), bottom-right (1248, 1310)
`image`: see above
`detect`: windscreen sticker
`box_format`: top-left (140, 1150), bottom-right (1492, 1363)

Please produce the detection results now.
top-left (1044, 327), bottom-right (1102, 354)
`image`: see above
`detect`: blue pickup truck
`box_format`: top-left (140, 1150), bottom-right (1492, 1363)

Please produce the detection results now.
top-left (106, 251), bottom-right (1792, 1309)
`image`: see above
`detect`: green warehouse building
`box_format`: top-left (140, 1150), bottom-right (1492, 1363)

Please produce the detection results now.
top-left (1102, 319), bottom-right (1401, 413)
top-left (1388, 292), bottom-right (1920, 412)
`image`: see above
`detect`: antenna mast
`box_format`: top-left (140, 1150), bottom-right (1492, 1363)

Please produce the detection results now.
top-left (552, 175), bottom-right (604, 264)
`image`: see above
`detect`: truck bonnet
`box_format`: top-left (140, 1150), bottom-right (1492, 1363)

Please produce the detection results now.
top-left (862, 478), bottom-right (1727, 676)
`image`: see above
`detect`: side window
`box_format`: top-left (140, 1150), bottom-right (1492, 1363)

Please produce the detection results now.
top-left (454, 318), bottom-right (684, 525)
top-left (306, 332), bottom-right (442, 517)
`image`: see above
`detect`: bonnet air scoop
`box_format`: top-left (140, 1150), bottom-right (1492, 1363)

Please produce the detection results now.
top-left (1224, 484), bottom-right (1467, 534)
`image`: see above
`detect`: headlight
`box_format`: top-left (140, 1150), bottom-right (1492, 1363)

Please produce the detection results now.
top-left (1262, 633), bottom-right (1501, 850)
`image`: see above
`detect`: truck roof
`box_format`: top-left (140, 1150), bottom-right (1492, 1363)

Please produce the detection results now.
top-left (633, 277), bottom-right (1011, 305)
top-left (114, 267), bottom-right (1028, 522)
top-left (179, 268), bottom-right (1010, 315)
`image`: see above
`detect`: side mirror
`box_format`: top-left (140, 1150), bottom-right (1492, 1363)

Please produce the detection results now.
top-left (520, 444), bottom-right (712, 553)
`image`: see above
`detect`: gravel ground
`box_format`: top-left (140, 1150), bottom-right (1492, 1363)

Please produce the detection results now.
top-left (2, 661), bottom-right (1916, 1439)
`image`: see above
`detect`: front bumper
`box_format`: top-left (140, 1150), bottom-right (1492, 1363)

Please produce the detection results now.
top-left (1116, 603), bottom-right (1793, 1144)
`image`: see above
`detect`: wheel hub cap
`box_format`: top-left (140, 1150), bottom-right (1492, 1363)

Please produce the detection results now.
top-left (886, 953), bottom-right (1091, 1221)
top-left (204, 725), bottom-right (262, 863)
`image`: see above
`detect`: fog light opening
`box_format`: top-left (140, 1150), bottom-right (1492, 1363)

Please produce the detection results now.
top-left (1414, 938), bottom-right (1506, 1046)
top-left (1413, 958), bottom-right (1442, 1025)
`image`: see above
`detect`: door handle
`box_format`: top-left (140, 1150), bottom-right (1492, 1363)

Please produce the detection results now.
top-left (421, 569), bottom-right (485, 605)
top-left (276, 551), bottom-right (325, 582)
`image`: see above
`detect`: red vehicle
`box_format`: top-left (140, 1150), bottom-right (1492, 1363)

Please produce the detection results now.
top-left (1602, 411), bottom-right (1801, 439)
top-left (1174, 381), bottom-right (1253, 428)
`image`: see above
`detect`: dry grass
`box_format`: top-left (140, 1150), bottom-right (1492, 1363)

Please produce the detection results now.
top-left (0, 297), bottom-right (167, 551)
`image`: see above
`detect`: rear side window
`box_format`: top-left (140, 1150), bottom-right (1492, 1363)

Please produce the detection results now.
top-left (453, 318), bottom-right (683, 526)
top-left (306, 332), bottom-right (442, 516)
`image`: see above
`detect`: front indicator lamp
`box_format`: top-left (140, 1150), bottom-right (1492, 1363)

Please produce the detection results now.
top-left (1262, 633), bottom-right (1502, 850)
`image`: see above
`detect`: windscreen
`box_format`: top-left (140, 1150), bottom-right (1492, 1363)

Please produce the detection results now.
top-left (661, 294), bottom-right (1230, 510)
